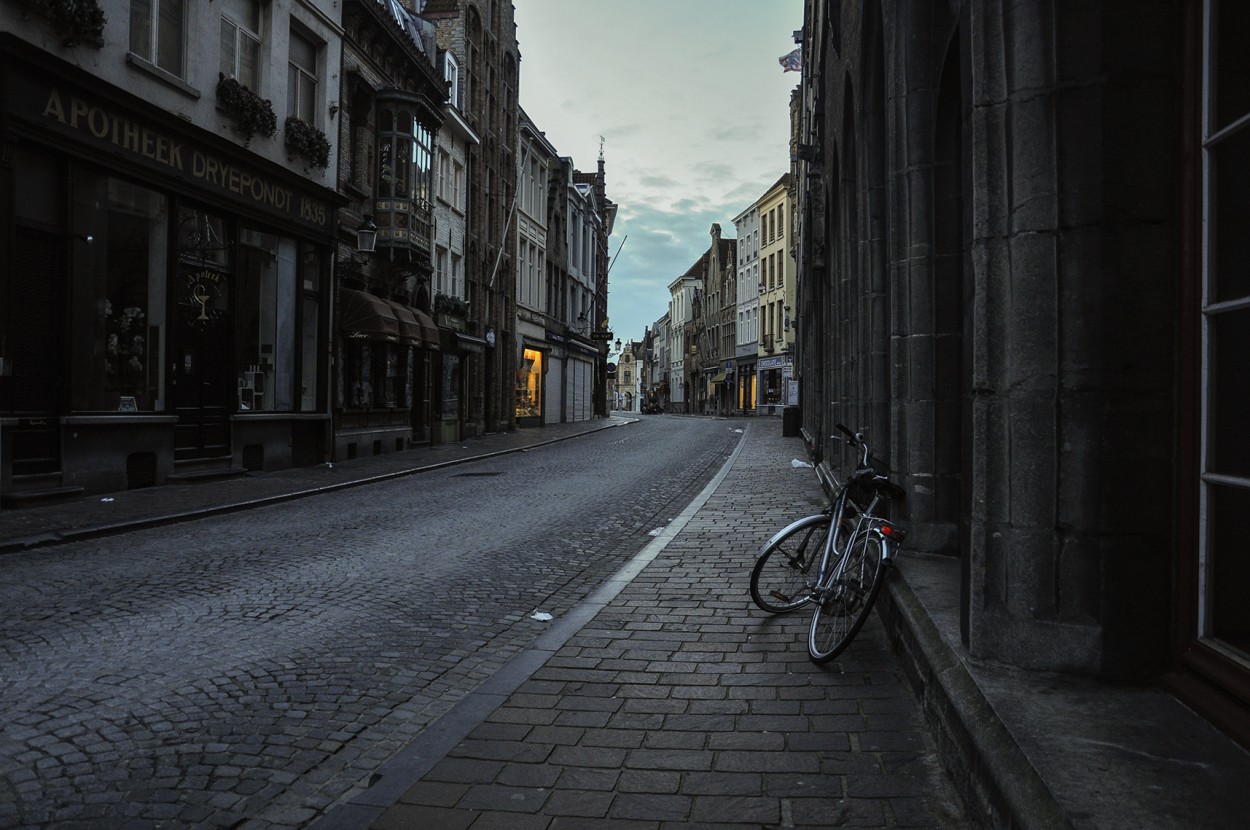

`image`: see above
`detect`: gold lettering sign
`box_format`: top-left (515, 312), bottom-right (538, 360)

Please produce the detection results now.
top-left (181, 269), bottom-right (227, 330)
top-left (38, 87), bottom-right (329, 229)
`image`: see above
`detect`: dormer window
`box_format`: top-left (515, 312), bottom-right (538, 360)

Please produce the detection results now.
top-left (444, 53), bottom-right (461, 110)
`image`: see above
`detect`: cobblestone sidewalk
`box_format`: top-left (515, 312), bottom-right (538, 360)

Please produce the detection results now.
top-left (316, 418), bottom-right (967, 829)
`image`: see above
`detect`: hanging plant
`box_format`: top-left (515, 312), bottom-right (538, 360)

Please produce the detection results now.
top-left (434, 293), bottom-right (469, 318)
top-left (284, 116), bottom-right (331, 172)
top-left (35, 0), bottom-right (107, 47)
top-left (215, 75), bottom-right (278, 146)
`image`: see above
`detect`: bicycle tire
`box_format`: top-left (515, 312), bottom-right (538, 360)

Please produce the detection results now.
top-left (808, 533), bottom-right (885, 663)
top-left (749, 514), bottom-right (832, 613)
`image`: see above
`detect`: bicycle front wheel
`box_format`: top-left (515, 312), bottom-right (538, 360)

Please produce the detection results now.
top-left (808, 533), bottom-right (885, 663)
top-left (749, 514), bottom-right (831, 613)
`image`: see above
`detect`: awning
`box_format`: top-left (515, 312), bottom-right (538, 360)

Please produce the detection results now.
top-left (438, 329), bottom-right (488, 353)
top-left (412, 308), bottom-right (441, 351)
top-left (385, 300), bottom-right (424, 346)
top-left (340, 289), bottom-right (400, 342)
top-left (709, 371), bottom-right (727, 384)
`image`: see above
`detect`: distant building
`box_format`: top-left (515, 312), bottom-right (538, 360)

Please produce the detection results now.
top-left (430, 36), bottom-right (479, 443)
top-left (733, 201), bottom-right (761, 414)
top-left (667, 275), bottom-right (698, 413)
top-left (513, 109), bottom-right (558, 427)
top-left (425, 0), bottom-right (519, 437)
top-left (756, 173), bottom-right (796, 414)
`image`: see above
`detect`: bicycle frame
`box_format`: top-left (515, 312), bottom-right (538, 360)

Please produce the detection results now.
top-left (798, 430), bottom-right (905, 606)
top-left (749, 423), bottom-right (908, 661)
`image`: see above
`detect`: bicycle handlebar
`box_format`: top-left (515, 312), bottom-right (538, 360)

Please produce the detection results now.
top-left (835, 423), bottom-right (871, 467)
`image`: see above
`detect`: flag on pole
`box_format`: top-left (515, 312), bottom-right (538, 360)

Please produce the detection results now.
top-left (779, 48), bottom-right (802, 73)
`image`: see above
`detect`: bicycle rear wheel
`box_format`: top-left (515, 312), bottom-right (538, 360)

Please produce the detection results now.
top-left (808, 533), bottom-right (885, 663)
top-left (749, 514), bottom-right (831, 613)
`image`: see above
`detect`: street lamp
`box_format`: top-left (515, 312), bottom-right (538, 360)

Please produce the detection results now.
top-left (356, 215), bottom-right (378, 254)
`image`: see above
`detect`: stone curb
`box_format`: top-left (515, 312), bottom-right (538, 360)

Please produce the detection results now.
top-left (879, 569), bottom-right (1070, 830)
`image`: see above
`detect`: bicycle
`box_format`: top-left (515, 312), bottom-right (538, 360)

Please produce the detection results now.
top-left (749, 424), bottom-right (907, 663)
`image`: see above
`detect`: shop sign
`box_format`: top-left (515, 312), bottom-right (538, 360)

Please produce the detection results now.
top-left (759, 356), bottom-right (788, 370)
top-left (19, 78), bottom-right (333, 234)
top-left (179, 268), bottom-right (228, 329)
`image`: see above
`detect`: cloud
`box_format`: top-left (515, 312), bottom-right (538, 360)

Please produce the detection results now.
top-left (514, 0), bottom-right (804, 344)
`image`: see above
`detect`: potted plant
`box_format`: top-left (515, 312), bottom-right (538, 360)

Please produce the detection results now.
top-left (215, 75), bottom-right (277, 146)
top-left (284, 116), bottom-right (331, 172)
top-left (38, 0), bottom-right (107, 47)
top-left (434, 293), bottom-right (469, 319)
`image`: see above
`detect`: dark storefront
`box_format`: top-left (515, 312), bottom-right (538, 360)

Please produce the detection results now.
top-left (0, 38), bottom-right (341, 500)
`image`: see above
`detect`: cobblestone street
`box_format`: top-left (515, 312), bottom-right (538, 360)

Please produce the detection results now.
top-left (0, 418), bottom-right (742, 828)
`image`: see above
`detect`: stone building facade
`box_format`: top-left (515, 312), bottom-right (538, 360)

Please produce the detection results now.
top-left (793, 0), bottom-right (1247, 746)
top-left (430, 40), bottom-right (479, 444)
top-left (1, 1), bottom-right (343, 500)
top-left (425, 0), bottom-right (519, 436)
top-left (333, 0), bottom-right (445, 457)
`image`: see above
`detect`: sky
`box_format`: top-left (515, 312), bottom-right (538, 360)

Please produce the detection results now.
top-left (511, 0), bottom-right (804, 349)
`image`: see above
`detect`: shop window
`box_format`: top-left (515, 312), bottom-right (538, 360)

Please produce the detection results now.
top-left (516, 348), bottom-right (542, 421)
top-left (380, 346), bottom-right (398, 408)
top-left (441, 353), bottom-right (461, 420)
top-left (299, 245), bottom-right (322, 412)
top-left (346, 340), bottom-right (372, 407)
top-left (343, 340), bottom-right (407, 410)
top-left (219, 0), bottom-right (262, 90)
top-left (236, 229), bottom-right (297, 411)
top-left (288, 25), bottom-right (318, 123)
top-left (70, 174), bottom-right (168, 412)
top-left (130, 0), bottom-right (187, 78)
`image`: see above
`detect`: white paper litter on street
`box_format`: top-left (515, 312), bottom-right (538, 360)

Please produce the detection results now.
top-left (791, 459), bottom-right (813, 468)
top-left (530, 611), bottom-right (553, 622)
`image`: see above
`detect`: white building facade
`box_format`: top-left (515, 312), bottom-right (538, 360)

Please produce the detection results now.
top-left (667, 275), bottom-right (698, 413)
top-left (513, 109), bottom-right (557, 427)
top-left (733, 201), bottom-right (761, 413)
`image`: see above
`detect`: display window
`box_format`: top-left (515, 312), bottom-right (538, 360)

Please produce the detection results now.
top-left (236, 228), bottom-right (296, 411)
top-left (342, 339), bottom-right (413, 410)
top-left (516, 347), bottom-right (543, 421)
top-left (441, 353), bottom-right (461, 420)
top-left (70, 173), bottom-right (169, 412)
top-left (299, 247), bottom-right (323, 411)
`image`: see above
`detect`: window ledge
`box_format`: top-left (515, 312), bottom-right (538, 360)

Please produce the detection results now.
top-left (61, 414), bottom-right (179, 425)
top-left (232, 413), bottom-right (331, 421)
top-left (126, 54), bottom-right (200, 99)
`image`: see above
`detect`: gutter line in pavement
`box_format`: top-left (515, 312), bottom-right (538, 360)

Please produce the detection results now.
top-left (307, 422), bottom-right (750, 829)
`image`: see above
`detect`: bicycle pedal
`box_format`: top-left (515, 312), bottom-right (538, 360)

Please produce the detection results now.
top-left (770, 590), bottom-right (792, 602)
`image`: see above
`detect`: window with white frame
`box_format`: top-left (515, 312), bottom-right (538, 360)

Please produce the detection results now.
top-left (287, 26), bottom-right (318, 122)
top-left (453, 161), bottom-right (466, 212)
top-left (219, 0), bottom-right (262, 90)
top-left (130, 0), bottom-right (187, 77)
top-left (437, 150), bottom-right (451, 204)
top-left (444, 52), bottom-right (461, 110)
top-left (1201, 0), bottom-right (1250, 658)
top-left (436, 247), bottom-right (449, 295)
